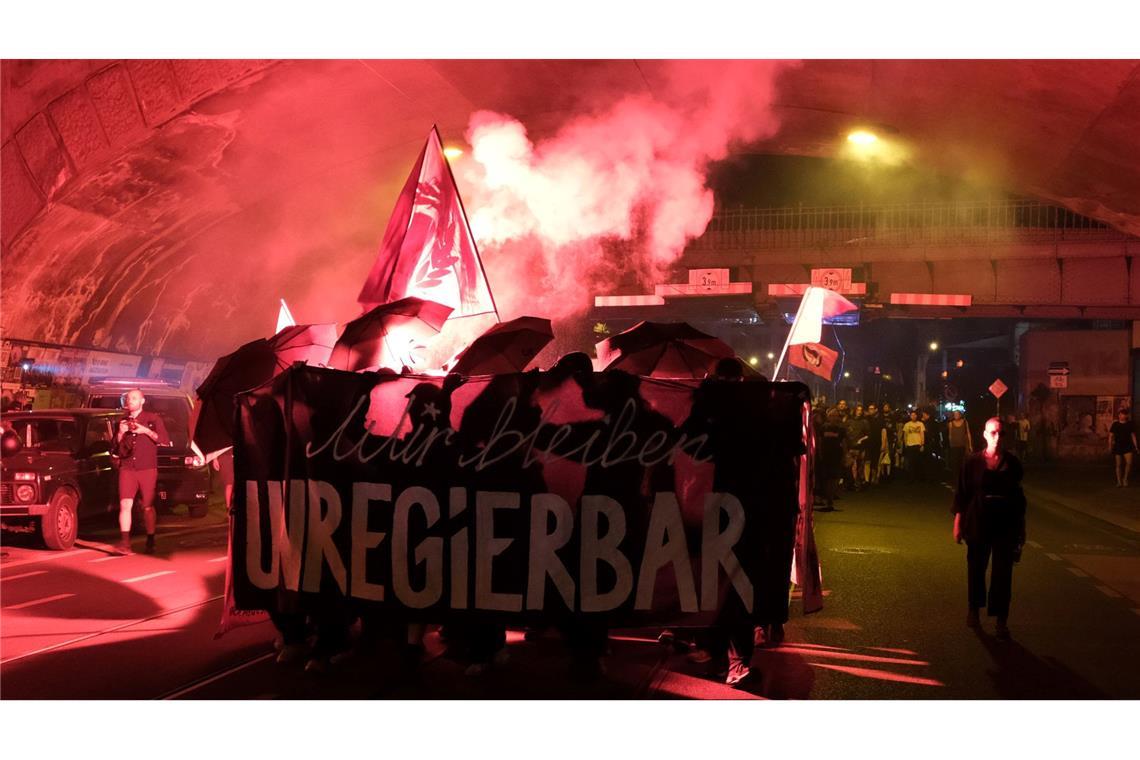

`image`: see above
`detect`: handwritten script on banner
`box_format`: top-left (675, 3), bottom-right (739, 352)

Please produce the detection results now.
top-left (231, 366), bottom-right (820, 627)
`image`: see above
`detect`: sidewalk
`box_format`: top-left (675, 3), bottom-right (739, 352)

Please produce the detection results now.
top-left (1022, 462), bottom-right (1140, 535)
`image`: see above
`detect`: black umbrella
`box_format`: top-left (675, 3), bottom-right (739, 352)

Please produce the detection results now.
top-left (328, 297), bottom-right (453, 372)
top-left (450, 316), bottom-right (553, 375)
top-left (595, 321), bottom-right (735, 379)
top-left (192, 339), bottom-right (278, 454)
top-left (268, 322), bottom-right (338, 370)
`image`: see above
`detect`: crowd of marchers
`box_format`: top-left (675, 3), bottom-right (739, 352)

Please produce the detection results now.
top-left (809, 400), bottom-right (1038, 510)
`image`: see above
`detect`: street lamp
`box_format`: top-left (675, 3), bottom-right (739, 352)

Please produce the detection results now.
top-left (766, 352), bottom-right (775, 360)
top-left (843, 371), bottom-right (851, 379)
top-left (929, 341), bottom-right (939, 352)
top-left (749, 356), bottom-right (759, 366)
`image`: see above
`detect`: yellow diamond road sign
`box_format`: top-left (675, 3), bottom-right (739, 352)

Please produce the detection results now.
top-left (989, 379), bottom-right (1008, 398)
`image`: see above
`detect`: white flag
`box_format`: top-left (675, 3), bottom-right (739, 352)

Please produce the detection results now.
top-left (275, 298), bottom-right (296, 334)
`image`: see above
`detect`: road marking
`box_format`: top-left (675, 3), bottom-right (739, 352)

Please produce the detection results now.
top-left (2, 570), bottom-right (47, 582)
top-left (5, 593), bottom-right (75, 610)
top-left (122, 570), bottom-right (175, 584)
top-left (0, 595), bottom-right (224, 666)
top-left (1045, 553), bottom-right (1062, 561)
top-left (1025, 540), bottom-right (1042, 549)
top-left (89, 555), bottom-right (126, 563)
top-left (207, 556), bottom-right (229, 563)
top-left (1067, 567), bottom-right (1089, 578)
top-left (1095, 585), bottom-right (1122, 598)
top-left (0, 549), bottom-right (94, 570)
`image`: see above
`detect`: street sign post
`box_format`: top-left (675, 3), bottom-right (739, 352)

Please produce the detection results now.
top-left (989, 378), bottom-right (1008, 416)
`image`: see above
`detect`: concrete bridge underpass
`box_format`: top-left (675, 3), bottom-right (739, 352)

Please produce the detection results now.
top-left (680, 200), bottom-right (1140, 322)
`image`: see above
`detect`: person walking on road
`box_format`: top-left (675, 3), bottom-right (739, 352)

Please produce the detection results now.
top-left (952, 417), bottom-right (1027, 641)
top-left (945, 410), bottom-right (973, 481)
top-left (818, 409), bottom-right (847, 511)
top-left (1109, 409), bottom-right (1138, 487)
top-left (902, 410), bottom-right (926, 482)
top-left (112, 388), bottom-right (170, 555)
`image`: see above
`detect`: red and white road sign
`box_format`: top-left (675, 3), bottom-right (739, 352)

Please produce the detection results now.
top-left (989, 379), bottom-right (1008, 398)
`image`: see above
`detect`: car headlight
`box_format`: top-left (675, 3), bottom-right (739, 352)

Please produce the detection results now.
top-left (15, 484), bottom-right (36, 502)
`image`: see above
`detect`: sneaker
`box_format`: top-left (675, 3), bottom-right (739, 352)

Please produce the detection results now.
top-left (113, 539), bottom-right (133, 556)
top-left (725, 662), bottom-right (754, 689)
top-left (464, 662), bottom-right (490, 677)
top-left (686, 648), bottom-right (713, 664)
top-left (766, 623), bottom-right (785, 647)
top-left (995, 621), bottom-right (1011, 641)
top-left (276, 643), bottom-right (309, 665)
top-left (966, 609), bottom-right (981, 628)
top-left (303, 656), bottom-right (330, 674)
top-left (143, 535), bottom-right (156, 555)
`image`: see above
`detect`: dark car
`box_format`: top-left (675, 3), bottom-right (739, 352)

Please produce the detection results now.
top-left (83, 378), bottom-right (210, 518)
top-left (1, 409), bottom-right (122, 549)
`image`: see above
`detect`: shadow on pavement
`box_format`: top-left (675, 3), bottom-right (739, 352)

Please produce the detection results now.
top-left (2, 565), bottom-right (165, 620)
top-left (974, 629), bottom-right (1107, 698)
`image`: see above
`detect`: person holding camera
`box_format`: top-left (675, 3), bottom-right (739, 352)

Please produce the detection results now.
top-left (113, 388), bottom-right (170, 555)
top-left (951, 417), bottom-right (1026, 641)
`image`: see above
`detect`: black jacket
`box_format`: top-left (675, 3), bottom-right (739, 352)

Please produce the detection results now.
top-left (952, 450), bottom-right (1026, 545)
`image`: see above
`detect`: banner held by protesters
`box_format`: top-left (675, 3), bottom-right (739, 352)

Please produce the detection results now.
top-left (230, 365), bottom-right (818, 630)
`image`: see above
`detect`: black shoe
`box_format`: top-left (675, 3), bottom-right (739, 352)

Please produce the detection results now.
top-left (144, 534), bottom-right (156, 555)
top-left (114, 532), bottom-right (133, 556)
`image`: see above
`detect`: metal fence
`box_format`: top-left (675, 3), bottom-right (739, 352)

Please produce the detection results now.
top-left (692, 199), bottom-right (1132, 249)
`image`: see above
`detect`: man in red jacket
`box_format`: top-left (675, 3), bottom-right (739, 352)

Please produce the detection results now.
top-left (113, 389), bottom-right (171, 555)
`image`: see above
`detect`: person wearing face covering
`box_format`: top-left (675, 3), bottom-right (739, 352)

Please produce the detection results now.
top-left (952, 417), bottom-right (1027, 641)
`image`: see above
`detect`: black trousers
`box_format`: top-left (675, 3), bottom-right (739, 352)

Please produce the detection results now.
top-left (966, 540), bottom-right (1016, 618)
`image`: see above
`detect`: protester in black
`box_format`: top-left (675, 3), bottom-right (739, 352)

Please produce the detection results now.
top-left (1109, 409), bottom-right (1137, 487)
top-left (952, 417), bottom-right (1026, 640)
top-left (818, 410), bottom-right (846, 511)
top-left (113, 389), bottom-right (171, 555)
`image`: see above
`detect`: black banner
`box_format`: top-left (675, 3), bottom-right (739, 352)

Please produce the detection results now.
top-left (232, 366), bottom-right (812, 628)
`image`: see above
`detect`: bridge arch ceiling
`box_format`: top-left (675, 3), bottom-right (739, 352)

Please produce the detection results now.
top-left (2, 59), bottom-right (1139, 358)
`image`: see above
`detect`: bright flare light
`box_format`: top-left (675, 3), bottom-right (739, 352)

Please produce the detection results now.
top-left (443, 146), bottom-right (464, 159)
top-left (843, 371), bottom-right (851, 379)
top-left (847, 130), bottom-right (878, 145)
top-left (766, 352), bottom-right (775, 360)
top-left (749, 356), bottom-right (760, 366)
top-left (929, 341), bottom-right (940, 351)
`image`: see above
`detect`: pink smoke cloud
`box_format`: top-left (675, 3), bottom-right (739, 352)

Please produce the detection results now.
top-left (459, 60), bottom-right (795, 323)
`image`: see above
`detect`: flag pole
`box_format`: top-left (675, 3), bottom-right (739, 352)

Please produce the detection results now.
top-left (773, 287), bottom-right (811, 380)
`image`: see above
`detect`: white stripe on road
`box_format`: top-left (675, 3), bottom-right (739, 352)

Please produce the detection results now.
top-left (0, 549), bottom-right (94, 570)
top-left (1095, 585), bottom-right (1122, 598)
top-left (89, 555), bottom-right (126, 563)
top-left (207, 556), bottom-right (229, 563)
top-left (122, 571), bottom-right (175, 584)
top-left (1067, 567), bottom-right (1089, 578)
top-left (5, 593), bottom-right (75, 610)
top-left (1045, 553), bottom-right (1062, 561)
top-left (2, 570), bottom-right (47, 582)
top-left (0, 594), bottom-right (224, 666)
top-left (1025, 540), bottom-right (1042, 549)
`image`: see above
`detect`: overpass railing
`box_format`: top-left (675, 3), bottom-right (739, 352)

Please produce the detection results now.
top-left (691, 199), bottom-right (1133, 249)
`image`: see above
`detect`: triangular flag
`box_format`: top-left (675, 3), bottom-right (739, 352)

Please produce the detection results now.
top-left (788, 341), bottom-right (839, 380)
top-left (787, 286), bottom-right (858, 346)
top-left (357, 126), bottom-right (497, 320)
top-left (275, 299), bottom-right (296, 334)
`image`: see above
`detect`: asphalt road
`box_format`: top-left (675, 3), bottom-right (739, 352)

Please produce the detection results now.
top-left (2, 475), bottom-right (1138, 699)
